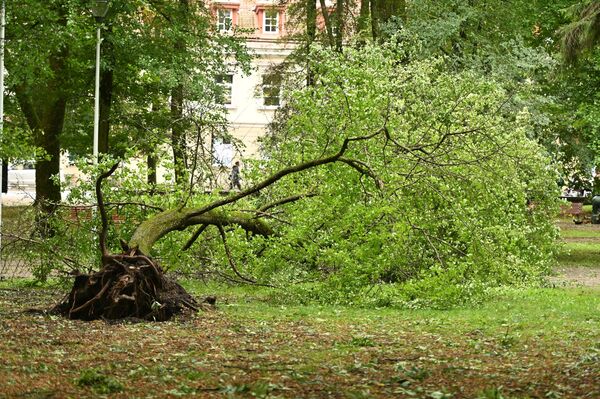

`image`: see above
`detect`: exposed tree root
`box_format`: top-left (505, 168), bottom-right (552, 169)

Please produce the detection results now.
top-left (52, 251), bottom-right (198, 322)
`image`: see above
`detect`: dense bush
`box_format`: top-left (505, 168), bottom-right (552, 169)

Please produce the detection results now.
top-left (236, 42), bottom-right (560, 307)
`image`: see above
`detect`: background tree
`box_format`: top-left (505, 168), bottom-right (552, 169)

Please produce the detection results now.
top-left (3, 0), bottom-right (250, 218)
top-left (558, 1), bottom-right (600, 192)
top-left (6, 0), bottom-right (89, 216)
top-left (561, 1), bottom-right (600, 62)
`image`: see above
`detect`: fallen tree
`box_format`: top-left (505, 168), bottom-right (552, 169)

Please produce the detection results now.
top-left (53, 133), bottom-right (382, 321)
top-left (49, 42), bottom-right (558, 315)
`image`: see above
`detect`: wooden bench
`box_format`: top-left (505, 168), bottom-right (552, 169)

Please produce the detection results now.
top-left (560, 197), bottom-right (585, 224)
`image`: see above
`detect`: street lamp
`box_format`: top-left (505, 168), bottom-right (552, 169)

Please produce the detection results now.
top-left (91, 0), bottom-right (109, 22)
top-left (0, 0), bottom-right (6, 260)
top-left (91, 0), bottom-right (109, 164)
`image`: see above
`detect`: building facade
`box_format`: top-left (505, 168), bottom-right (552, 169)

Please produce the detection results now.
top-left (209, 0), bottom-right (296, 166)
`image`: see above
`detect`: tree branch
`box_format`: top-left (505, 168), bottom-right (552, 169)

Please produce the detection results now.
top-left (216, 224), bottom-right (266, 286)
top-left (338, 158), bottom-right (384, 189)
top-left (129, 129), bottom-right (385, 254)
top-left (182, 224), bottom-right (208, 251)
top-left (96, 162), bottom-right (120, 259)
top-left (186, 129), bottom-right (384, 220)
top-left (258, 193), bottom-right (317, 212)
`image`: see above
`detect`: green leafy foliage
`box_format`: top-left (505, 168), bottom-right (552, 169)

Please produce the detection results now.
top-left (2, 0), bottom-right (250, 190)
top-left (240, 42), bottom-right (560, 307)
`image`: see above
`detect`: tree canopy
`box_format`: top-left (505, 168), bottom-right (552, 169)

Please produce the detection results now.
top-left (3, 0), bottom-right (599, 310)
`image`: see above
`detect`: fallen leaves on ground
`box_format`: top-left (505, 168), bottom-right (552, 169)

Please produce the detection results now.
top-left (0, 288), bottom-right (598, 399)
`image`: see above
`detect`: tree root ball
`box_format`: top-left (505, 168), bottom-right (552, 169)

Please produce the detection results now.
top-left (52, 253), bottom-right (198, 321)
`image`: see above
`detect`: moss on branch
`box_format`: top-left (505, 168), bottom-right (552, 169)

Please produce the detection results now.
top-left (128, 208), bottom-right (272, 255)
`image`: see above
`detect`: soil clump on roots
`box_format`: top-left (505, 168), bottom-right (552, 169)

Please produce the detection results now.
top-left (52, 251), bottom-right (198, 321)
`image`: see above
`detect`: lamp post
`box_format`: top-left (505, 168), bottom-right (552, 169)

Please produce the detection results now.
top-left (0, 0), bottom-right (5, 259)
top-left (91, 0), bottom-right (109, 164)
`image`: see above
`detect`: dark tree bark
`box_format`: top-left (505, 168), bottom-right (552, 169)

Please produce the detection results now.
top-left (14, 58), bottom-right (67, 217)
top-left (371, 0), bottom-right (406, 41)
top-left (170, 0), bottom-right (190, 184)
top-left (306, 0), bottom-right (317, 43)
top-left (147, 153), bottom-right (157, 185)
top-left (99, 26), bottom-right (114, 155)
top-left (9, 3), bottom-right (72, 220)
top-left (34, 100), bottom-right (63, 214)
top-left (358, 0), bottom-right (370, 35)
top-left (170, 84), bottom-right (186, 184)
top-left (335, 0), bottom-right (345, 52)
top-left (306, 0), bottom-right (317, 86)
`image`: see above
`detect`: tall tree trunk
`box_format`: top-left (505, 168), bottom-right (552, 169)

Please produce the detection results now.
top-left (15, 85), bottom-right (65, 237)
top-left (10, 4), bottom-right (70, 221)
top-left (16, 92), bottom-right (65, 215)
top-left (14, 50), bottom-right (67, 222)
top-left (99, 26), bottom-right (114, 156)
top-left (358, 0), bottom-right (370, 36)
top-left (335, 0), bottom-right (345, 52)
top-left (171, 0), bottom-right (189, 184)
top-left (35, 101), bottom-right (64, 214)
top-left (147, 153), bottom-right (157, 185)
top-left (306, 0), bottom-right (317, 86)
top-left (171, 84), bottom-right (185, 184)
top-left (371, 0), bottom-right (406, 41)
top-left (319, 0), bottom-right (335, 48)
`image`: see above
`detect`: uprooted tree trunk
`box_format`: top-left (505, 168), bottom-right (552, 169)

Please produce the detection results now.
top-left (52, 251), bottom-right (199, 321)
top-left (53, 132), bottom-right (383, 321)
top-left (52, 163), bottom-right (202, 321)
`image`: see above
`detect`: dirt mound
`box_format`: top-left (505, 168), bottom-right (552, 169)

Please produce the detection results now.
top-left (52, 252), bottom-right (198, 321)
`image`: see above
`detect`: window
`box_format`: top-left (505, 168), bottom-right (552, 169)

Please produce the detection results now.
top-left (217, 9), bottom-right (233, 32)
top-left (213, 136), bottom-right (233, 166)
top-left (263, 9), bottom-right (279, 33)
top-left (262, 73), bottom-right (281, 106)
top-left (216, 74), bottom-right (233, 105)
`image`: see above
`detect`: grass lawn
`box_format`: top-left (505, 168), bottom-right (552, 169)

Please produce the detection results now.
top-left (557, 242), bottom-right (600, 268)
top-left (556, 216), bottom-right (600, 281)
top-left (0, 210), bottom-right (598, 398)
top-left (0, 283), bottom-right (598, 399)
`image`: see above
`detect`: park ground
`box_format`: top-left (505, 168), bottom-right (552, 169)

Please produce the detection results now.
top-left (0, 209), bottom-right (599, 398)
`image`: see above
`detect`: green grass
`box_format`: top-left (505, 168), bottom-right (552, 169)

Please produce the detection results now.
top-left (2, 205), bottom-right (29, 218)
top-left (1, 205), bottom-right (30, 227)
top-left (181, 280), bottom-right (599, 340)
top-left (1, 280), bottom-right (599, 398)
top-left (558, 217), bottom-right (600, 268)
top-left (560, 228), bottom-right (600, 238)
top-left (0, 208), bottom-right (598, 397)
top-left (558, 242), bottom-right (600, 268)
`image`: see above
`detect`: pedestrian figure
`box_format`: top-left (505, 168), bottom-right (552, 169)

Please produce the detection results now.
top-left (229, 161), bottom-right (241, 190)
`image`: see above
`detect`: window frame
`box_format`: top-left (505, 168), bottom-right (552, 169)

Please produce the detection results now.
top-left (262, 9), bottom-right (279, 34)
top-left (215, 73), bottom-right (234, 105)
top-left (217, 8), bottom-right (233, 32)
top-left (262, 73), bottom-right (282, 107)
